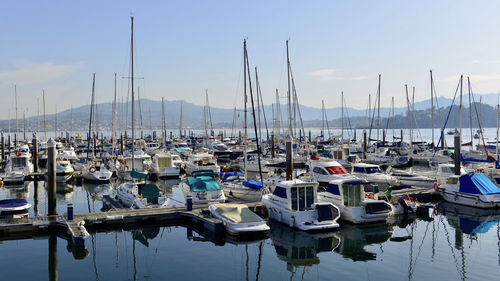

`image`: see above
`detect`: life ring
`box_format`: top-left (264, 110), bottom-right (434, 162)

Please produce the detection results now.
top-left (16, 151), bottom-right (21, 157)
top-left (433, 208), bottom-right (439, 216)
top-left (433, 182), bottom-right (439, 191)
top-left (89, 166), bottom-right (96, 173)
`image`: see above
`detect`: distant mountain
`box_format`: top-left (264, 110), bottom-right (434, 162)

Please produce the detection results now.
top-left (0, 93), bottom-right (498, 132)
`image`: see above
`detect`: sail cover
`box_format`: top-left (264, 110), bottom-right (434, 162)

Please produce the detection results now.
top-left (459, 173), bottom-right (500, 195)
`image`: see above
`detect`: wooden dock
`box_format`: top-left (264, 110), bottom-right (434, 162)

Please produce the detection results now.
top-left (0, 201), bottom-right (265, 247)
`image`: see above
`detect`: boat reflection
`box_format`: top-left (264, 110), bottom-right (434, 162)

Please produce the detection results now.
top-left (335, 223), bottom-right (393, 262)
top-left (268, 221), bottom-right (340, 271)
top-left (131, 227), bottom-right (161, 247)
top-left (437, 202), bottom-right (500, 236)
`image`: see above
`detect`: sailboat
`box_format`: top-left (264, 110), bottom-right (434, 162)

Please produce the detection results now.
top-left (115, 16), bottom-right (168, 209)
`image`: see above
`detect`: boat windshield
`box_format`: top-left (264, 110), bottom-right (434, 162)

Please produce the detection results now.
top-left (325, 166), bottom-right (347, 175)
top-left (290, 186), bottom-right (314, 211)
top-left (343, 183), bottom-right (362, 207)
top-left (365, 167), bottom-right (381, 174)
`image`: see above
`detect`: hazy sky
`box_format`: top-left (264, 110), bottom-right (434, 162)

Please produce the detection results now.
top-left (2, 0), bottom-right (500, 120)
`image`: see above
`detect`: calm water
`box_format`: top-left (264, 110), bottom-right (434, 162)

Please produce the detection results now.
top-left (1, 180), bottom-right (500, 281)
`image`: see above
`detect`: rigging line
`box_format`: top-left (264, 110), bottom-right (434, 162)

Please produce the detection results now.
top-left (432, 78), bottom-right (461, 161)
top-left (469, 82), bottom-right (489, 156)
top-left (409, 220), bottom-right (432, 279)
top-left (255, 242), bottom-right (264, 281)
top-left (440, 216), bottom-right (463, 279)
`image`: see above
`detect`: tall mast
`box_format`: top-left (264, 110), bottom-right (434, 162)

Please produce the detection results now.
top-left (496, 102), bottom-right (499, 161)
top-left (341, 92), bottom-right (344, 141)
top-left (179, 101), bottom-right (183, 138)
top-left (321, 100), bottom-right (325, 139)
top-left (70, 105), bottom-right (73, 137)
top-left (112, 73), bottom-right (118, 157)
top-left (459, 75), bottom-right (463, 137)
top-left (55, 105), bottom-right (57, 139)
top-left (430, 70), bottom-right (434, 146)
top-left (377, 74), bottom-right (381, 141)
top-left (43, 89), bottom-right (46, 141)
top-left (131, 16), bottom-right (135, 169)
top-left (286, 40), bottom-right (292, 138)
top-left (468, 77), bottom-right (473, 148)
top-left (255, 67), bottom-right (262, 142)
top-left (243, 40), bottom-right (248, 178)
top-left (392, 96), bottom-right (395, 139)
top-left (405, 84), bottom-right (412, 149)
top-left (87, 73), bottom-right (96, 160)
top-left (15, 85), bottom-right (18, 143)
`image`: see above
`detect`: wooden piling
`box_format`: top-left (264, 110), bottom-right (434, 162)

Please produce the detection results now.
top-left (33, 134), bottom-right (38, 173)
top-left (286, 139), bottom-right (293, 180)
top-left (1, 133), bottom-right (4, 161)
top-left (271, 134), bottom-right (275, 157)
top-left (441, 131), bottom-right (445, 150)
top-left (363, 130), bottom-right (367, 159)
top-left (47, 138), bottom-right (57, 216)
top-left (454, 133), bottom-right (461, 175)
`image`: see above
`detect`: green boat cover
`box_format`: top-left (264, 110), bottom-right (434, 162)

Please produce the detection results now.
top-left (215, 204), bottom-right (263, 223)
top-left (142, 184), bottom-right (160, 204)
top-left (191, 169), bottom-right (219, 179)
top-left (131, 169), bottom-right (148, 179)
top-left (186, 176), bottom-right (221, 192)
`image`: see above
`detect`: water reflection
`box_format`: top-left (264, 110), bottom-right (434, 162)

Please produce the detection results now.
top-left (268, 221), bottom-right (340, 271)
top-left (437, 202), bottom-right (500, 236)
top-left (132, 227), bottom-right (161, 247)
top-left (335, 223), bottom-right (393, 262)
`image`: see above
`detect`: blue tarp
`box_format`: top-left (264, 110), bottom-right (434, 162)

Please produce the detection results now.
top-left (222, 172), bottom-right (243, 182)
top-left (459, 173), bottom-right (500, 195)
top-left (242, 180), bottom-right (263, 190)
top-left (459, 217), bottom-right (499, 234)
top-left (0, 199), bottom-right (29, 208)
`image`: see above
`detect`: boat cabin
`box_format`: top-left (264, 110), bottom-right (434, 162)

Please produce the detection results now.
top-left (272, 181), bottom-right (318, 211)
top-left (352, 163), bottom-right (382, 174)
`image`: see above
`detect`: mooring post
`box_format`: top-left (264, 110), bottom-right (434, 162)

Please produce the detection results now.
top-left (8, 134), bottom-right (11, 156)
top-left (238, 130), bottom-right (242, 143)
top-left (153, 131), bottom-right (156, 140)
top-left (47, 138), bottom-right (57, 216)
top-left (454, 132), bottom-right (461, 175)
top-left (308, 130), bottom-right (311, 143)
top-left (170, 131), bottom-right (173, 139)
top-left (67, 203), bottom-right (74, 221)
top-left (48, 234), bottom-right (58, 281)
top-left (33, 134), bottom-right (38, 173)
top-left (286, 138), bottom-right (293, 180)
top-left (382, 129), bottom-right (386, 144)
top-left (354, 129), bottom-right (357, 141)
top-left (1, 132), bottom-right (4, 161)
top-left (363, 130), bottom-right (367, 159)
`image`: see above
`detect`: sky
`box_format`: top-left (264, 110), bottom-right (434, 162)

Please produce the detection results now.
top-left (2, 0), bottom-right (500, 120)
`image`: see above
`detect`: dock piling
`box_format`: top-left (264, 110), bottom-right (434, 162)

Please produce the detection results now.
top-left (47, 138), bottom-right (57, 216)
top-left (33, 134), bottom-right (38, 173)
top-left (454, 133), bottom-right (461, 175)
top-left (363, 130), bottom-right (367, 159)
top-left (1, 132), bottom-right (4, 161)
top-left (286, 139), bottom-right (292, 180)
top-left (186, 195), bottom-right (193, 211)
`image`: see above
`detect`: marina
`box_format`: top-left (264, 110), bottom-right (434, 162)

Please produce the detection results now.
top-left (3, 2), bottom-right (500, 280)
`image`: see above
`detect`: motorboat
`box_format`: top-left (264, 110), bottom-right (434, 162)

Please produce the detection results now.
top-left (318, 178), bottom-right (392, 223)
top-left (82, 161), bottom-right (113, 183)
top-left (208, 203), bottom-right (270, 236)
top-left (386, 167), bottom-right (436, 188)
top-left (220, 172), bottom-right (265, 201)
top-left (118, 150), bottom-right (152, 180)
top-left (311, 159), bottom-right (356, 186)
top-left (55, 159), bottom-right (74, 183)
top-left (351, 163), bottom-right (398, 189)
top-left (3, 145), bottom-right (33, 186)
top-left (116, 177), bottom-right (169, 209)
top-left (436, 173), bottom-right (500, 208)
top-left (184, 153), bottom-right (220, 175)
top-left (180, 170), bottom-right (226, 204)
top-left (261, 179), bottom-right (340, 232)
top-left (0, 198), bottom-right (31, 218)
top-left (152, 152), bottom-right (181, 178)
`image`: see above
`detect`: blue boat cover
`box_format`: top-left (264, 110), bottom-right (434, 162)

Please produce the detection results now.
top-left (242, 180), bottom-right (263, 190)
top-left (222, 172), bottom-right (243, 182)
top-left (459, 217), bottom-right (499, 234)
top-left (459, 173), bottom-right (500, 195)
top-left (186, 176), bottom-right (221, 192)
top-left (0, 199), bottom-right (29, 208)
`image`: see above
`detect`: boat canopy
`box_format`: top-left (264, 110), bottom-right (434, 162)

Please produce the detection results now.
top-left (325, 166), bottom-right (347, 175)
top-left (459, 173), bottom-right (500, 195)
top-left (192, 169), bottom-right (219, 179)
top-left (222, 172), bottom-right (244, 182)
top-left (242, 180), bottom-right (264, 190)
top-left (215, 204), bottom-right (262, 223)
top-left (186, 176), bottom-right (221, 192)
top-left (131, 169), bottom-right (148, 179)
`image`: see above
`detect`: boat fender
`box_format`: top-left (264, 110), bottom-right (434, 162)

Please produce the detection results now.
top-left (89, 167), bottom-right (96, 173)
top-left (433, 208), bottom-right (439, 216)
top-left (433, 183), bottom-right (438, 191)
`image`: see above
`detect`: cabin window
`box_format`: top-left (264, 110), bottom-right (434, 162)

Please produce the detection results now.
top-left (12, 157), bottom-right (27, 168)
top-left (343, 184), bottom-right (361, 207)
top-left (326, 184), bottom-right (340, 195)
top-left (291, 186), bottom-right (315, 211)
top-left (365, 167), bottom-right (381, 174)
top-left (291, 187), bottom-right (298, 211)
top-left (313, 167), bottom-right (327, 175)
top-left (353, 167), bottom-right (365, 173)
top-left (273, 186), bottom-right (287, 199)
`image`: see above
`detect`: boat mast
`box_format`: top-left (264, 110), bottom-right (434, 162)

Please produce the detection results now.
top-left (468, 77), bottom-right (473, 148)
top-left (321, 99), bottom-right (325, 139)
top-left (87, 73), bottom-right (96, 161)
top-left (179, 101), bottom-right (183, 138)
top-left (243, 39), bottom-right (248, 178)
top-left (255, 67), bottom-right (262, 143)
top-left (497, 102), bottom-right (499, 161)
top-left (43, 89), bottom-right (46, 141)
top-left (286, 40), bottom-right (292, 138)
top-left (15, 85), bottom-right (18, 145)
top-left (405, 84), bottom-right (412, 150)
top-left (131, 16), bottom-right (135, 170)
top-left (459, 75), bottom-right (463, 138)
top-left (341, 92), bottom-right (344, 141)
top-left (112, 73), bottom-right (118, 158)
top-left (430, 70), bottom-right (434, 146)
top-left (392, 96), bottom-right (395, 140)
top-left (377, 74), bottom-right (381, 141)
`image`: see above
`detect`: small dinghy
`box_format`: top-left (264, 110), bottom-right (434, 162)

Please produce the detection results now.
top-left (0, 198), bottom-right (31, 217)
top-left (208, 203), bottom-right (270, 236)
